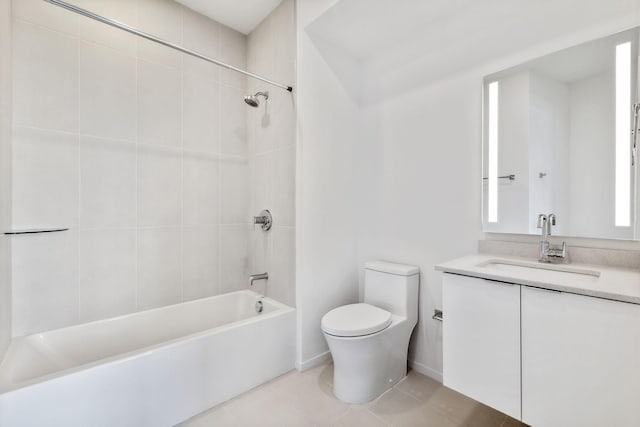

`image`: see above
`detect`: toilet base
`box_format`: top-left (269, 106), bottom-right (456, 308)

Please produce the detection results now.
top-left (325, 321), bottom-right (411, 404)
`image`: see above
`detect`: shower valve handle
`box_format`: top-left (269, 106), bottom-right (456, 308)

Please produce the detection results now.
top-left (253, 210), bottom-right (273, 231)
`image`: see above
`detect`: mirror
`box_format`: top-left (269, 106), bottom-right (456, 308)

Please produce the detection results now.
top-left (482, 27), bottom-right (640, 240)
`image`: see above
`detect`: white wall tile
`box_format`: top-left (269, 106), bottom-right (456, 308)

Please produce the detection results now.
top-left (249, 152), bottom-right (274, 217)
top-left (11, 231), bottom-right (78, 336)
top-left (183, 7), bottom-right (220, 77)
top-left (80, 136), bottom-right (136, 229)
top-left (274, 147), bottom-right (295, 227)
top-left (138, 145), bottom-right (182, 227)
top-left (269, 226), bottom-right (295, 307)
top-left (12, 127), bottom-right (78, 228)
top-left (220, 85), bottom-right (247, 156)
top-left (183, 69), bottom-right (220, 154)
top-left (247, 95), bottom-right (276, 155)
top-left (12, 0), bottom-right (78, 37)
top-left (76, 0), bottom-right (138, 55)
top-left (79, 41), bottom-right (137, 141)
top-left (249, 226), bottom-right (271, 272)
top-left (183, 226), bottom-right (218, 301)
top-left (12, 21), bottom-right (78, 132)
top-left (246, 0), bottom-right (296, 309)
top-left (10, 0), bottom-right (259, 335)
top-left (220, 25), bottom-right (247, 89)
top-left (219, 224), bottom-right (248, 293)
top-left (137, 227), bottom-right (182, 309)
top-left (183, 153), bottom-right (218, 226)
top-left (79, 228), bottom-right (136, 321)
top-left (138, 60), bottom-right (182, 148)
top-left (247, 18), bottom-right (274, 80)
top-left (248, 227), bottom-right (271, 297)
top-left (276, 94), bottom-right (296, 150)
top-left (0, 0), bottom-right (11, 362)
top-left (271, 0), bottom-right (296, 83)
top-left (220, 158), bottom-right (248, 224)
top-left (137, 0), bottom-right (183, 68)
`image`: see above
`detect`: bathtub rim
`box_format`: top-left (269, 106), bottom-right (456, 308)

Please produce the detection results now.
top-left (0, 290), bottom-right (295, 395)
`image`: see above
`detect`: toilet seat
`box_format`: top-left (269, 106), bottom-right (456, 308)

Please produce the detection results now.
top-left (321, 303), bottom-right (392, 337)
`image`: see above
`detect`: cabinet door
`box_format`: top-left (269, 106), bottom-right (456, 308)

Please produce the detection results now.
top-left (522, 286), bottom-right (640, 427)
top-left (443, 274), bottom-right (521, 419)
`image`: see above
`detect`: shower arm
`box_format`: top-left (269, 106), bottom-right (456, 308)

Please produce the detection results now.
top-left (43, 0), bottom-right (293, 93)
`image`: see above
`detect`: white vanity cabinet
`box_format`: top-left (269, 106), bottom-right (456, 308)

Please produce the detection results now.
top-left (442, 274), bottom-right (521, 419)
top-left (521, 286), bottom-right (640, 427)
top-left (442, 267), bottom-right (640, 427)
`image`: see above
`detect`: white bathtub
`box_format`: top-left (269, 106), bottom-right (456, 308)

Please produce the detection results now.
top-left (0, 290), bottom-right (295, 426)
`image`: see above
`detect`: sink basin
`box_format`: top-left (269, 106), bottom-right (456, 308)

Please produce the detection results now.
top-left (477, 259), bottom-right (601, 281)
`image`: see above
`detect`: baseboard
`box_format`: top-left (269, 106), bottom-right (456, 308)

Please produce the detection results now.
top-left (409, 359), bottom-right (443, 384)
top-left (295, 350), bottom-right (332, 372)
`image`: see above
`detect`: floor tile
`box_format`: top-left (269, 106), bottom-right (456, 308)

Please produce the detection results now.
top-left (224, 382), bottom-right (311, 426)
top-left (180, 405), bottom-right (239, 427)
top-left (180, 364), bottom-right (516, 427)
top-left (324, 407), bottom-right (389, 427)
top-left (428, 386), bottom-right (505, 427)
top-left (501, 416), bottom-right (530, 427)
top-left (368, 388), bottom-right (459, 427)
top-left (274, 368), bottom-right (350, 425)
top-left (395, 369), bottom-right (442, 402)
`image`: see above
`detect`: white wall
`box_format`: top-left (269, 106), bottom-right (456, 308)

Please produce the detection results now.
top-left (359, 73), bottom-right (483, 379)
top-left (247, 0), bottom-right (296, 307)
top-left (10, 0), bottom-right (250, 336)
top-left (295, 0), bottom-right (361, 369)
top-left (363, 7), bottom-right (640, 380)
top-left (296, 0), bottom-right (640, 379)
top-left (0, 0), bottom-right (12, 360)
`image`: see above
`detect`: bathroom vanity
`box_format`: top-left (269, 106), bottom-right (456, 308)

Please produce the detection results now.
top-left (436, 255), bottom-right (640, 427)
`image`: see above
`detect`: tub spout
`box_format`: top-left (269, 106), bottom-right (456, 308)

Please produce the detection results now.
top-left (249, 273), bottom-right (269, 287)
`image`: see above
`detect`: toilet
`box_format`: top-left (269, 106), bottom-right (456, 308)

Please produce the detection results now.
top-left (321, 261), bottom-right (419, 404)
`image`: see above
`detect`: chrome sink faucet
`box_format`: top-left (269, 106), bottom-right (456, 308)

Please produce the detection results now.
top-left (537, 214), bottom-right (567, 263)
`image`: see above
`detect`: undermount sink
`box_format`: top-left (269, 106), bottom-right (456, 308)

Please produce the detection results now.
top-left (477, 259), bottom-right (601, 280)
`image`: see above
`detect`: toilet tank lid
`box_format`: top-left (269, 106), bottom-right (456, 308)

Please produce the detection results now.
top-left (365, 261), bottom-right (419, 276)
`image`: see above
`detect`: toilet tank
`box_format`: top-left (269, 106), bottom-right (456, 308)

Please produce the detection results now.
top-left (364, 261), bottom-right (419, 319)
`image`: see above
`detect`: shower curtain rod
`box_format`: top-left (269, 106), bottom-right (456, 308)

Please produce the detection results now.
top-left (44, 0), bottom-right (294, 92)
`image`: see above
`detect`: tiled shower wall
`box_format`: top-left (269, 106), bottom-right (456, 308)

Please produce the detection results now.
top-left (0, 0), bottom-right (12, 357)
top-left (9, 0), bottom-right (262, 336)
top-left (247, 0), bottom-right (296, 307)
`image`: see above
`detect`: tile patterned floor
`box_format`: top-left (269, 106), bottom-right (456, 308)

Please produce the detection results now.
top-left (179, 364), bottom-right (528, 427)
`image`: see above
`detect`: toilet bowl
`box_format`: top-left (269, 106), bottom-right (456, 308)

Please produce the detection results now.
top-left (321, 261), bottom-right (419, 404)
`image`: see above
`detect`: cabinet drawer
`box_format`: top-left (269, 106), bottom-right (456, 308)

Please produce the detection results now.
top-left (443, 274), bottom-right (521, 419)
top-left (522, 286), bottom-right (640, 427)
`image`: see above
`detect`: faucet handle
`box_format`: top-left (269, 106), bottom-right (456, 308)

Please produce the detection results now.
top-left (548, 214), bottom-right (556, 226)
top-left (536, 214), bottom-right (547, 228)
top-left (252, 210), bottom-right (273, 231)
top-left (547, 241), bottom-right (567, 260)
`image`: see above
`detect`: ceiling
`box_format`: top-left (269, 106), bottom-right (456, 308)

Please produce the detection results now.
top-left (305, 0), bottom-right (640, 104)
top-left (175, 0), bottom-right (283, 34)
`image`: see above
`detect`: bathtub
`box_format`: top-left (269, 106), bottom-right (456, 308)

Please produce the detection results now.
top-left (0, 290), bottom-right (295, 426)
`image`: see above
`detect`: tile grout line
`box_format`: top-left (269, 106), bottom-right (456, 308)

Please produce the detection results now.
top-left (75, 28), bottom-right (81, 324)
top-left (179, 5), bottom-right (184, 303)
top-left (133, 15), bottom-right (140, 312)
top-left (217, 19), bottom-right (223, 298)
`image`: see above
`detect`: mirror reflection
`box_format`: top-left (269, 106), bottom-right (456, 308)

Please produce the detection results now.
top-left (482, 27), bottom-right (640, 240)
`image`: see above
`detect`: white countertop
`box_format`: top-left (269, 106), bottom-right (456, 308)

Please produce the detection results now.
top-left (436, 254), bottom-right (640, 305)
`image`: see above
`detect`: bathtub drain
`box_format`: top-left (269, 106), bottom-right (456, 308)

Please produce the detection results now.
top-left (255, 300), bottom-right (264, 313)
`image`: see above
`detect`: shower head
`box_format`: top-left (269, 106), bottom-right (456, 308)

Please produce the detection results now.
top-left (244, 91), bottom-right (269, 107)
